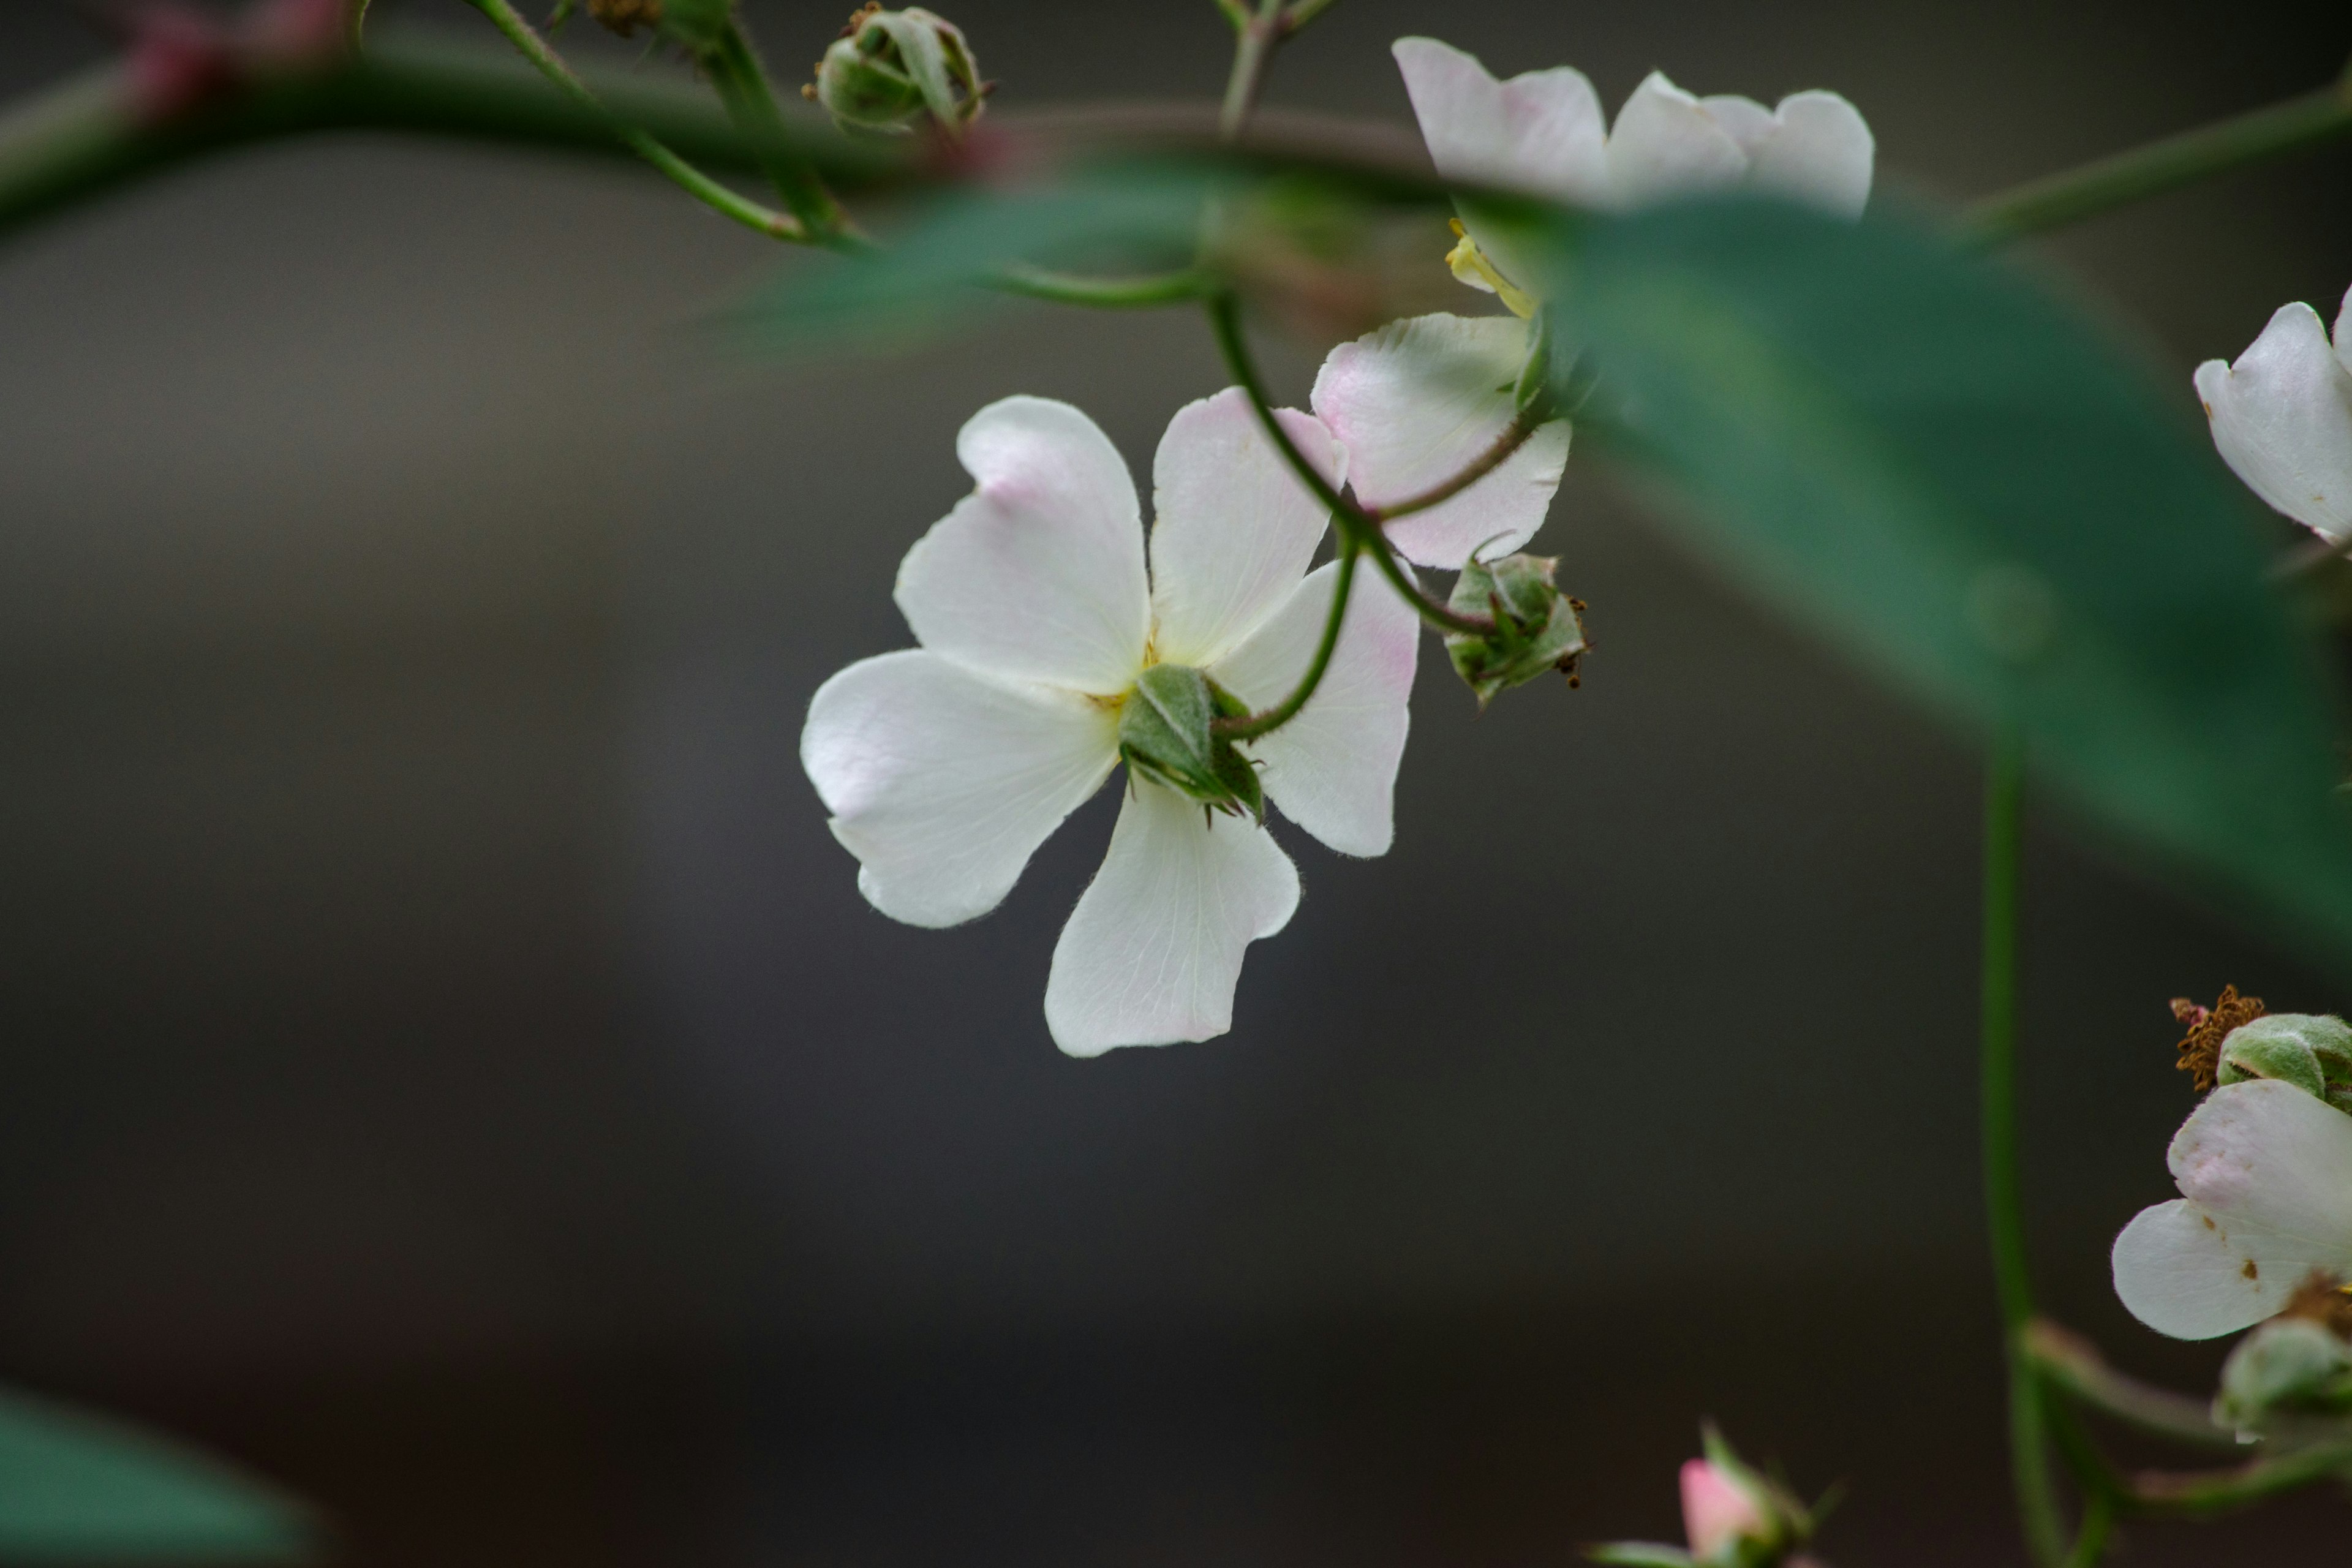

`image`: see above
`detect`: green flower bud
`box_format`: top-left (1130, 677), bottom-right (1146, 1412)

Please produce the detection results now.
top-left (2214, 1316), bottom-right (2352, 1432)
top-left (1443, 552), bottom-right (1588, 710)
top-left (804, 4), bottom-right (984, 138)
top-left (2217, 1013), bottom-right (2352, 1116)
top-left (1118, 665), bottom-right (1262, 821)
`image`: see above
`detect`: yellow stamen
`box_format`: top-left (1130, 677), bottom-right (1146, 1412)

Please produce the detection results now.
top-left (1445, 219), bottom-right (1536, 319)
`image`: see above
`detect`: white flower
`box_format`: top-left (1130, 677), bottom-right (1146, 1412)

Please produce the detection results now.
top-left (2111, 1079), bottom-right (2352, 1339)
top-left (800, 390), bottom-right (1420, 1057)
top-left (2194, 284), bottom-right (2352, 544)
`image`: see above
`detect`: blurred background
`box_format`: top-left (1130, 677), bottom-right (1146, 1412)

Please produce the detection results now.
top-left (1, 0), bottom-right (2350, 1561)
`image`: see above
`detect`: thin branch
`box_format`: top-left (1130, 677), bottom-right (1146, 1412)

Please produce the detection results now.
top-left (2128, 1437), bottom-right (2352, 1517)
top-left (1219, 0), bottom-right (1287, 142)
top-left (1205, 291), bottom-right (1491, 636)
top-left (462, 0), bottom-right (809, 242)
top-left (2022, 1319), bottom-right (2244, 1452)
top-left (1361, 416), bottom-right (1538, 525)
top-left (1967, 78), bottom-right (2352, 244)
top-left (1213, 538), bottom-right (1357, 741)
top-left (1279, 0), bottom-right (1341, 36)
top-left (697, 20), bottom-right (853, 244)
top-left (992, 263), bottom-right (1212, 307)
top-left (1212, 0), bottom-right (1251, 30)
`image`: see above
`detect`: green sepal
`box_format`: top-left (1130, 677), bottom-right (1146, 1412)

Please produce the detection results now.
top-left (1444, 552), bottom-right (1588, 709)
top-left (1118, 664), bottom-right (1263, 820)
top-left (2218, 1014), bottom-right (2352, 1116)
top-left (815, 7), bottom-right (984, 137)
top-left (2214, 1317), bottom-right (2352, 1433)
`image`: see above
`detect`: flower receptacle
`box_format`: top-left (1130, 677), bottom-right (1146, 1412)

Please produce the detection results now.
top-left (2215, 1012), bottom-right (2352, 1116)
top-left (1444, 552), bottom-right (1587, 709)
top-left (1118, 664), bottom-right (1264, 821)
top-left (805, 5), bottom-right (985, 137)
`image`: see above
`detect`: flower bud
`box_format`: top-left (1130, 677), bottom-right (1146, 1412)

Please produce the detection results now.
top-left (2216, 1013), bottom-right (2352, 1115)
top-left (1589, 1428), bottom-right (1815, 1568)
top-left (1443, 552), bottom-right (1588, 710)
top-left (1118, 665), bottom-right (1263, 821)
top-left (805, 4), bottom-right (984, 138)
top-left (2214, 1315), bottom-right (2352, 1433)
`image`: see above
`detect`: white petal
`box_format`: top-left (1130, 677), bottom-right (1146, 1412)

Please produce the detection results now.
top-left (2195, 302), bottom-right (2352, 542)
top-left (1211, 560), bottom-right (1419, 857)
top-left (2336, 284), bottom-right (2352, 380)
top-left (1747, 91), bottom-right (1874, 217)
top-left (1147, 388), bottom-right (1343, 669)
top-left (2169, 1080), bottom-right (2352, 1261)
top-left (895, 396), bottom-right (1151, 694)
top-left (1391, 37), bottom-right (1608, 205)
top-left (1310, 312), bottom-right (1570, 569)
top-left (1605, 72), bottom-right (1749, 209)
top-left (1043, 780), bottom-right (1299, 1057)
top-left (1697, 94), bottom-right (1776, 154)
top-left (2111, 1199), bottom-right (2293, 1340)
top-left (802, 649), bottom-right (1118, 928)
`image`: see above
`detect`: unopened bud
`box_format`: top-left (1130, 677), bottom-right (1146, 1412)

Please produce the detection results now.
top-left (2216, 1013), bottom-right (2352, 1115)
top-left (1443, 552), bottom-right (1587, 709)
top-left (1118, 665), bottom-right (1262, 821)
top-left (2215, 1314), bottom-right (2352, 1433)
top-left (1589, 1428), bottom-right (1817, 1568)
top-left (805, 5), bottom-right (984, 138)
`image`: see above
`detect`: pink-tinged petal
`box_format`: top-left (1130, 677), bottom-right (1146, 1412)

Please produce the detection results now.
top-left (2195, 303), bottom-right (2352, 543)
top-left (1311, 312), bottom-right (1570, 569)
top-left (2169, 1080), bottom-right (2352, 1257)
top-left (1747, 91), bottom-right (1874, 217)
top-left (1680, 1460), bottom-right (1765, 1560)
top-left (1697, 94), bottom-right (1775, 154)
top-left (895, 395), bottom-right (1151, 694)
top-left (1392, 36), bottom-right (1608, 205)
top-left (1605, 72), bottom-right (1749, 209)
top-left (802, 650), bottom-right (1119, 929)
top-left (1210, 560), bottom-right (1419, 858)
top-left (1044, 780), bottom-right (1298, 1057)
top-left (1148, 388), bottom-right (1344, 669)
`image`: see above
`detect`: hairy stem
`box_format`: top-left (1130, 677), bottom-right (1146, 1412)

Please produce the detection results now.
top-left (1980, 729), bottom-right (2069, 1568)
top-left (698, 21), bottom-right (851, 244)
top-left (1967, 75), bottom-right (2352, 243)
top-left (1213, 538), bottom-right (1357, 741)
top-left (464, 0), bottom-right (808, 241)
top-left (1205, 292), bottom-right (1492, 636)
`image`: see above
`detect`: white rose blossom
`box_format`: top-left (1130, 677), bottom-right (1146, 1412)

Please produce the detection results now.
top-left (2195, 282), bottom-right (2352, 544)
top-left (1304, 39), bottom-right (1875, 575)
top-left (2111, 1079), bottom-right (2352, 1340)
top-left (801, 388), bottom-right (1419, 1057)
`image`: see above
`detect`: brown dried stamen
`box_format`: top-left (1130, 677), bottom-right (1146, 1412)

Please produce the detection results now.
top-left (2278, 1271), bottom-right (2352, 1340)
top-left (2171, 984), bottom-right (2265, 1092)
top-left (587, 0), bottom-right (663, 37)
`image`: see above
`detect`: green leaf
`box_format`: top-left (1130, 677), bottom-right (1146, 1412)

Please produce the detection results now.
top-left (1540, 197), bottom-right (2352, 964)
top-left (1584, 1544), bottom-right (1695, 1567)
top-left (740, 165), bottom-right (1216, 344)
top-left (0, 1384), bottom-right (312, 1561)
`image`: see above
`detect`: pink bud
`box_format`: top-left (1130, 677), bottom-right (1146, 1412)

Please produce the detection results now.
top-left (1680, 1458), bottom-right (1766, 1561)
top-left (124, 6), bottom-right (238, 126)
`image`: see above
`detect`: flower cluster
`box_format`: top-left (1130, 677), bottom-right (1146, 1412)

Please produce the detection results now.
top-left (801, 37), bottom-right (1878, 1055)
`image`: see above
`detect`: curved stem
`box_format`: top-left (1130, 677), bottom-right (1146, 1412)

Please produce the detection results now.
top-left (2129, 1437), bottom-right (2352, 1517)
top-left (1980, 728), bottom-right (2068, 1568)
top-left (699, 21), bottom-right (852, 245)
top-left (2021, 1319), bottom-right (2242, 1452)
top-left (1967, 76), bottom-right (2352, 244)
top-left (1218, 0), bottom-right (1287, 142)
top-left (1205, 292), bottom-right (1491, 636)
top-left (992, 263), bottom-right (1212, 307)
top-left (464, 0), bottom-right (809, 242)
top-left (2064, 1493), bottom-right (2113, 1568)
top-left (1362, 416), bottom-right (1537, 525)
top-left (1213, 537), bottom-right (1356, 741)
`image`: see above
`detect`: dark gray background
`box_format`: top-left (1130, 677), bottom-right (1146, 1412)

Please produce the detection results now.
top-left (1, 0), bottom-right (2348, 1561)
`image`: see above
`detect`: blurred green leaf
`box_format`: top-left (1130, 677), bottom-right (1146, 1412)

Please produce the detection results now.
top-left (740, 165), bottom-right (1218, 343)
top-left (0, 1384), bottom-right (311, 1561)
top-left (1543, 197), bottom-right (2352, 962)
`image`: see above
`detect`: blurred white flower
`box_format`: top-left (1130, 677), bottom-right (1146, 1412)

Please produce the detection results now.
top-left (2111, 1079), bottom-right (2352, 1339)
top-left (801, 390), bottom-right (1419, 1057)
top-left (2194, 284), bottom-right (2352, 543)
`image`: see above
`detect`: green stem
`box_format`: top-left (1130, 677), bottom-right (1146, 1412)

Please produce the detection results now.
top-left (992, 263), bottom-right (1213, 307)
top-left (1967, 77), bottom-right (2352, 243)
top-left (1280, 0), bottom-right (1341, 34)
top-left (2021, 1319), bottom-right (2242, 1452)
top-left (1980, 728), bottom-right (2068, 1568)
top-left (464, 0), bottom-right (808, 242)
top-left (1218, 0), bottom-right (1286, 141)
top-left (2064, 1493), bottom-right (2114, 1568)
top-left (1205, 292), bottom-right (1491, 636)
top-left (2129, 1438), bottom-right (2352, 1517)
top-left (698, 22), bottom-right (851, 244)
top-left (1213, 537), bottom-right (1357, 741)
top-left (1362, 416), bottom-right (1537, 525)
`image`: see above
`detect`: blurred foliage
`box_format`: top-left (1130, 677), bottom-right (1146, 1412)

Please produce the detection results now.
top-left (0, 1385), bottom-right (311, 1562)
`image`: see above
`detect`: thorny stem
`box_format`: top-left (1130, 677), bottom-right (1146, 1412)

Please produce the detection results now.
top-left (1212, 537), bottom-right (1357, 741)
top-left (1979, 728), bottom-right (2070, 1568)
top-left (1205, 291), bottom-right (1493, 638)
top-left (698, 20), bottom-right (853, 244)
top-left (463, 0), bottom-right (809, 242)
top-left (1967, 68), bottom-right (2352, 243)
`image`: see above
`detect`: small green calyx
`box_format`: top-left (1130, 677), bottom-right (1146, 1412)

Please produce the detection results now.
top-left (1444, 552), bottom-right (1588, 710)
top-left (1118, 664), bottom-right (1264, 821)
top-left (2215, 1012), bottom-right (2352, 1117)
top-left (2215, 1310), bottom-right (2352, 1433)
top-left (804, 4), bottom-right (985, 138)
